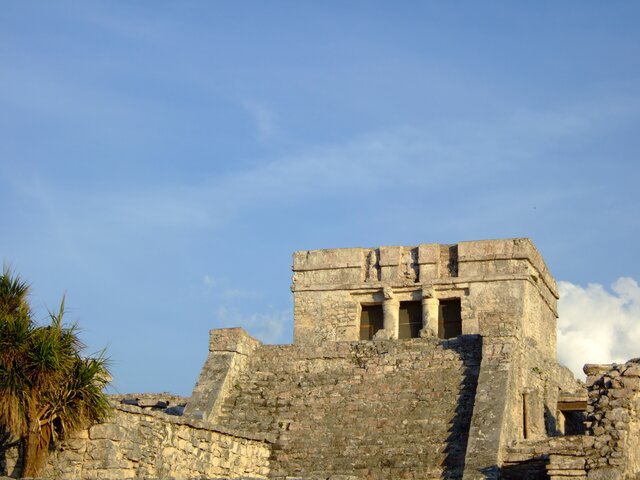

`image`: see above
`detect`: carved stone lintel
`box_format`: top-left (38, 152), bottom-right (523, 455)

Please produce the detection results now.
top-left (383, 287), bottom-right (394, 300)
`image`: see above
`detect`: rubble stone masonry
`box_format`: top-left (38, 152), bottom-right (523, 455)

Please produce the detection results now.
top-left (1, 399), bottom-right (270, 479)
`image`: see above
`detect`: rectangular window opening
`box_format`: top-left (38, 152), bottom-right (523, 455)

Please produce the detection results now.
top-left (561, 410), bottom-right (586, 435)
top-left (438, 298), bottom-right (462, 339)
top-left (359, 304), bottom-right (384, 340)
top-left (399, 301), bottom-right (422, 339)
top-left (557, 400), bottom-right (587, 435)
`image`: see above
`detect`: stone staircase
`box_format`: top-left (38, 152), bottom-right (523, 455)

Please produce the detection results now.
top-left (215, 336), bottom-right (481, 479)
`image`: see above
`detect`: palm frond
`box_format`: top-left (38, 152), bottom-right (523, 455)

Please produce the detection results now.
top-left (0, 269), bottom-right (112, 477)
top-left (44, 355), bottom-right (112, 437)
top-left (0, 267), bottom-right (30, 318)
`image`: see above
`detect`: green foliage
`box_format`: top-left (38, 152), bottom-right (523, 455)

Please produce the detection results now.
top-left (0, 267), bottom-right (111, 477)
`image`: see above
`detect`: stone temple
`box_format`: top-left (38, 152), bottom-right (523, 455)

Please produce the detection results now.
top-left (2, 238), bottom-right (640, 479)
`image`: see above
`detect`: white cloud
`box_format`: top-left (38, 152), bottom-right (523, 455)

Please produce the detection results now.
top-left (557, 277), bottom-right (640, 379)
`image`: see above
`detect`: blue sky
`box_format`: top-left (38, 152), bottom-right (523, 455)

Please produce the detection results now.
top-left (1, 2), bottom-right (639, 395)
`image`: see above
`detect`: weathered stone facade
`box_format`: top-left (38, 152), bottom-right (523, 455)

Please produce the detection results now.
top-left (1, 238), bottom-right (639, 479)
top-left (1, 396), bottom-right (271, 480)
top-left (216, 335), bottom-right (481, 479)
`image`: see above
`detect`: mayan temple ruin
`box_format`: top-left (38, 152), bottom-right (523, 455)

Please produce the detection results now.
top-left (2, 238), bottom-right (640, 479)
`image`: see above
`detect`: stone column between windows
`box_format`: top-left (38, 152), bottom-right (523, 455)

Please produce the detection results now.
top-left (421, 288), bottom-right (439, 337)
top-left (382, 287), bottom-right (399, 339)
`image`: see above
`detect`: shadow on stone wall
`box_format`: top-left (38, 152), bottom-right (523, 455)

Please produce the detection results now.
top-left (0, 428), bottom-right (22, 478)
top-left (442, 334), bottom-right (482, 479)
top-left (480, 465), bottom-right (503, 479)
top-left (501, 459), bottom-right (548, 480)
top-left (545, 404), bottom-right (560, 436)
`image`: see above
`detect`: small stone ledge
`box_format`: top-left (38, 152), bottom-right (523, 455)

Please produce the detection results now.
top-left (291, 273), bottom-right (533, 292)
top-left (503, 436), bottom-right (587, 480)
top-left (506, 435), bottom-right (587, 458)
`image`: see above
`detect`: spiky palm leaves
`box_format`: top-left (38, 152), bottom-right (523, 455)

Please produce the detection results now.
top-left (0, 268), bottom-right (111, 477)
top-left (0, 269), bottom-right (31, 443)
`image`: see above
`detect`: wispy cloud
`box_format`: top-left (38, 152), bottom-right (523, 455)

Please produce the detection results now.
top-left (222, 289), bottom-right (262, 300)
top-left (241, 100), bottom-right (278, 141)
top-left (5, 126), bottom-right (437, 241)
top-left (31, 108), bottom-right (590, 225)
top-left (215, 306), bottom-right (291, 344)
top-left (1, 104), bottom-right (615, 270)
top-left (557, 277), bottom-right (640, 379)
top-left (203, 275), bottom-right (217, 288)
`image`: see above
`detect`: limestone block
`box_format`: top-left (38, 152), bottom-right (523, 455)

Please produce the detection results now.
top-left (417, 243), bottom-right (439, 265)
top-left (379, 246), bottom-right (402, 267)
top-left (292, 248), bottom-right (365, 287)
top-left (377, 246), bottom-right (401, 283)
top-left (587, 467), bottom-right (622, 479)
top-left (89, 424), bottom-right (126, 441)
top-left (209, 327), bottom-right (261, 354)
top-left (93, 467), bottom-right (136, 479)
top-left (549, 456), bottom-right (586, 469)
top-left (293, 248), bottom-right (363, 271)
top-left (62, 437), bottom-right (87, 451)
top-left (622, 364), bottom-right (640, 377)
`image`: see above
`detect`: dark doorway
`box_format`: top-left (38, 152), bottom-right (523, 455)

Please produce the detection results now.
top-left (439, 299), bottom-right (462, 339)
top-left (561, 410), bottom-right (586, 435)
top-left (360, 305), bottom-right (384, 340)
top-left (399, 301), bottom-right (422, 339)
top-left (557, 403), bottom-right (587, 435)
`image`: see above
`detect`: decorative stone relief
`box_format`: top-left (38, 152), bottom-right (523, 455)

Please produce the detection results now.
top-left (364, 248), bottom-right (381, 282)
top-left (401, 247), bottom-right (419, 282)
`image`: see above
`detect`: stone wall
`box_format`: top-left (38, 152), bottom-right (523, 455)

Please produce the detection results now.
top-left (212, 335), bottom-right (482, 480)
top-left (584, 359), bottom-right (640, 479)
top-left (1, 400), bottom-right (271, 479)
